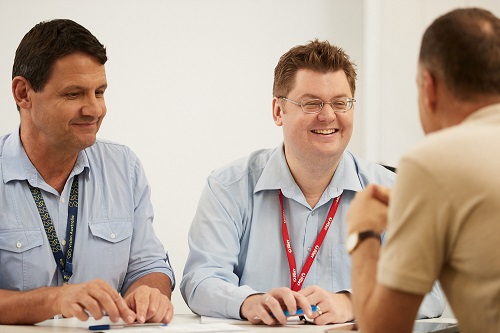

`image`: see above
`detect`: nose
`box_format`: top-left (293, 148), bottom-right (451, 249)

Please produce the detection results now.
top-left (82, 95), bottom-right (105, 118)
top-left (317, 103), bottom-right (337, 122)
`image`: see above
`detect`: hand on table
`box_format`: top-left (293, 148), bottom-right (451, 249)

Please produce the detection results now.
top-left (240, 287), bottom-right (314, 325)
top-left (55, 279), bottom-right (135, 323)
top-left (299, 285), bottom-right (354, 325)
top-left (124, 285), bottom-right (174, 323)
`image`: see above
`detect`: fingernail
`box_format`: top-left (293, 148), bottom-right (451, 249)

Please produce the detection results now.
top-left (127, 315), bottom-right (135, 323)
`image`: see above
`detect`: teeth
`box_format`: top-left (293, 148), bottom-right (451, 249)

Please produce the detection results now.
top-left (312, 129), bottom-right (337, 134)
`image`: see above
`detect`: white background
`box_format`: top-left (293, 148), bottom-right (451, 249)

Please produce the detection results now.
top-left (1, 0), bottom-right (499, 315)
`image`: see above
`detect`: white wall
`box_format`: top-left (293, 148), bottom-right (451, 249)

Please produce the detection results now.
top-left (363, 0), bottom-right (500, 166)
top-left (0, 0), bottom-right (364, 314)
top-left (1, 0), bottom-right (499, 316)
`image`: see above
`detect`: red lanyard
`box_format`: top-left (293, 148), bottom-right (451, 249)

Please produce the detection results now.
top-left (279, 190), bottom-right (341, 291)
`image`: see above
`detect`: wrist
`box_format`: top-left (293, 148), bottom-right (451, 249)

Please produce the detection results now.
top-left (346, 230), bottom-right (381, 255)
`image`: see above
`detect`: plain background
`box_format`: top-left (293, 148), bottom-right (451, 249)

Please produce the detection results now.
top-left (1, 0), bottom-right (499, 316)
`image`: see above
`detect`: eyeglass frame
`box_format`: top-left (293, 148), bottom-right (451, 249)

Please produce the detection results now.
top-left (278, 96), bottom-right (356, 114)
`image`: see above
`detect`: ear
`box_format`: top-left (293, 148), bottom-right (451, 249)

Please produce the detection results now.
top-left (422, 70), bottom-right (438, 114)
top-left (272, 97), bottom-right (283, 126)
top-left (12, 76), bottom-right (33, 110)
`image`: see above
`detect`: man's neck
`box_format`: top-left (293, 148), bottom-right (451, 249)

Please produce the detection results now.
top-left (285, 152), bottom-right (341, 209)
top-left (20, 133), bottom-right (78, 194)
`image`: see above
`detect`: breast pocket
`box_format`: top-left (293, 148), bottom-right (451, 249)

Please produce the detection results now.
top-left (0, 228), bottom-right (45, 290)
top-left (87, 220), bottom-right (133, 287)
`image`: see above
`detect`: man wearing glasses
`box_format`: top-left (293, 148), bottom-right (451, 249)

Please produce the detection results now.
top-left (181, 40), bottom-right (444, 325)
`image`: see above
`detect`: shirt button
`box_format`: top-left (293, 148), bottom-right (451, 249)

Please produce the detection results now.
top-left (311, 211), bottom-right (315, 216)
top-left (60, 197), bottom-right (65, 204)
top-left (61, 239), bottom-right (67, 246)
top-left (16, 241), bottom-right (22, 248)
top-left (307, 247), bottom-right (311, 252)
top-left (110, 233), bottom-right (116, 239)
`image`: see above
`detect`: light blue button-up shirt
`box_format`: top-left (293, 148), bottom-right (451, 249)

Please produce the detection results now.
top-left (0, 129), bottom-right (174, 294)
top-left (181, 144), bottom-right (444, 319)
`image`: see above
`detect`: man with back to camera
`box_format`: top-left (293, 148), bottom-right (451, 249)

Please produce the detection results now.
top-left (180, 39), bottom-right (445, 325)
top-left (0, 19), bottom-right (175, 324)
top-left (347, 7), bottom-right (500, 333)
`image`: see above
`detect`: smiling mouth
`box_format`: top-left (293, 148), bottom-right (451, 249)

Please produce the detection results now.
top-left (311, 129), bottom-right (338, 135)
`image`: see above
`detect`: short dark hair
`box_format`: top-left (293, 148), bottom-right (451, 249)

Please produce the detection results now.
top-left (273, 39), bottom-right (357, 98)
top-left (12, 19), bottom-right (107, 92)
top-left (419, 8), bottom-right (500, 100)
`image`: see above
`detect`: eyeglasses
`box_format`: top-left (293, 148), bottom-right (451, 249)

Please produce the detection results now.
top-left (279, 96), bottom-right (356, 114)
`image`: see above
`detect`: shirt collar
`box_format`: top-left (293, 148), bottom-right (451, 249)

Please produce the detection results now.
top-left (254, 142), bottom-right (363, 207)
top-left (3, 128), bottom-right (90, 189)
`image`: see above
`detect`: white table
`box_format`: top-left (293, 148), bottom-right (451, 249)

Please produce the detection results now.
top-left (0, 314), bottom-right (458, 333)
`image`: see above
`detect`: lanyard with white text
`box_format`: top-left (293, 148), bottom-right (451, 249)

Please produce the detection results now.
top-left (28, 175), bottom-right (79, 284)
top-left (279, 190), bottom-right (341, 291)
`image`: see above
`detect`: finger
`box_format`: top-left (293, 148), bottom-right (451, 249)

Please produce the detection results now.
top-left (144, 292), bottom-right (168, 323)
top-left (280, 291), bottom-right (300, 319)
top-left (68, 303), bottom-right (89, 322)
top-left (163, 302), bottom-right (174, 324)
top-left (293, 292), bottom-right (314, 318)
top-left (78, 293), bottom-right (105, 321)
top-left (314, 310), bottom-right (331, 325)
top-left (128, 289), bottom-right (150, 323)
top-left (372, 184), bottom-right (391, 204)
top-left (297, 285), bottom-right (315, 297)
top-left (144, 290), bottom-right (162, 322)
top-left (258, 296), bottom-right (281, 325)
top-left (91, 286), bottom-right (133, 323)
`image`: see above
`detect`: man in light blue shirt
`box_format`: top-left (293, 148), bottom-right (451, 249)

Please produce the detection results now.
top-left (180, 40), bottom-right (445, 325)
top-left (0, 19), bottom-right (174, 325)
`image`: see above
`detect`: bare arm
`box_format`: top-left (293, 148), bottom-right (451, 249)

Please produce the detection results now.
top-left (0, 279), bottom-right (135, 325)
top-left (0, 287), bottom-right (59, 324)
top-left (123, 272), bottom-right (174, 324)
top-left (348, 185), bottom-right (423, 333)
top-left (351, 239), bottom-right (423, 333)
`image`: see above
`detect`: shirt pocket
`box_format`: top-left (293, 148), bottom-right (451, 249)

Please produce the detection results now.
top-left (0, 228), bottom-right (45, 290)
top-left (87, 219), bottom-right (133, 288)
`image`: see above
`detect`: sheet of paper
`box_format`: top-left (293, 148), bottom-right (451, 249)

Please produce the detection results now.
top-left (164, 323), bottom-right (247, 332)
top-left (200, 316), bottom-right (253, 325)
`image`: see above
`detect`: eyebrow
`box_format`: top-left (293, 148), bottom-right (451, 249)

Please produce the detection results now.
top-left (297, 93), bottom-right (351, 100)
top-left (61, 83), bottom-right (108, 92)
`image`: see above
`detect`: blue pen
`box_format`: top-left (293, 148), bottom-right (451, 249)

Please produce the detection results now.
top-left (89, 322), bottom-right (167, 330)
top-left (283, 304), bottom-right (317, 317)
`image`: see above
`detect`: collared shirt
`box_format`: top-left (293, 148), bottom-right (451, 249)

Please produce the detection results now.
top-left (0, 129), bottom-right (174, 293)
top-left (181, 144), bottom-right (397, 319)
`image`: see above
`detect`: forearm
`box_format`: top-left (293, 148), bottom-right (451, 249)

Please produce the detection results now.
top-left (352, 240), bottom-right (422, 333)
top-left (124, 272), bottom-right (172, 299)
top-left (0, 288), bottom-right (59, 324)
top-left (351, 239), bottom-right (380, 327)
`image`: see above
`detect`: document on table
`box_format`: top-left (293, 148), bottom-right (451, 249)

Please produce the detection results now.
top-left (201, 315), bottom-right (310, 326)
top-left (89, 323), bottom-right (247, 332)
top-left (200, 316), bottom-right (253, 325)
top-left (164, 323), bottom-right (247, 332)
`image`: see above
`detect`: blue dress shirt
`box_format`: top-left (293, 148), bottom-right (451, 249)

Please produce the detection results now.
top-left (181, 144), bottom-right (444, 319)
top-left (0, 129), bottom-right (174, 294)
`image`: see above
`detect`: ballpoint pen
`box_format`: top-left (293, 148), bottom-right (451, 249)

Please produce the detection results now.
top-left (89, 322), bottom-right (167, 331)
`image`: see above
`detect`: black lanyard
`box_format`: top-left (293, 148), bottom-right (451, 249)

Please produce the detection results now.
top-left (28, 175), bottom-right (79, 284)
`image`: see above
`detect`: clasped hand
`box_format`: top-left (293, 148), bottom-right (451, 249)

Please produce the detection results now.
top-left (241, 285), bottom-right (354, 325)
